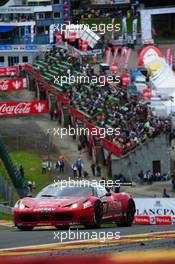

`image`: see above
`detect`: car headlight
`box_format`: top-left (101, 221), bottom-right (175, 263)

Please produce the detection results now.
top-left (83, 201), bottom-right (92, 209)
top-left (19, 202), bottom-right (25, 210)
top-left (71, 203), bottom-right (79, 209)
top-left (14, 201), bottom-right (28, 210)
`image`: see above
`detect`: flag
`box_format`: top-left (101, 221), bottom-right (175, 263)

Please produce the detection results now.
top-left (132, 18), bottom-right (137, 41)
top-left (49, 24), bottom-right (54, 43)
top-left (24, 26), bottom-right (29, 42)
top-left (112, 47), bottom-right (118, 64)
top-left (31, 25), bottom-right (34, 43)
top-left (166, 48), bottom-right (171, 65)
top-left (124, 48), bottom-right (132, 68)
top-left (122, 16), bottom-right (127, 40)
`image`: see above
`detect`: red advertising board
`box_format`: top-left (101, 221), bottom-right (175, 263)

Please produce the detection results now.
top-left (56, 32), bottom-right (62, 42)
top-left (0, 66), bottom-right (19, 77)
top-left (121, 73), bottom-right (130, 87)
top-left (111, 62), bottom-right (119, 74)
top-left (142, 88), bottom-right (152, 100)
top-left (134, 216), bottom-right (151, 225)
top-left (0, 79), bottom-right (24, 92)
top-left (0, 101), bottom-right (48, 117)
top-left (155, 216), bottom-right (172, 225)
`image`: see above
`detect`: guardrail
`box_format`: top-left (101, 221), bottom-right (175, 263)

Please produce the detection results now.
top-left (0, 204), bottom-right (12, 215)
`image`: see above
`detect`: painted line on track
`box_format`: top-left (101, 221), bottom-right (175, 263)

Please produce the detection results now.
top-left (0, 231), bottom-right (175, 256)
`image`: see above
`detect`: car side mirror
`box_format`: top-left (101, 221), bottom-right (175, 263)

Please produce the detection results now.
top-left (105, 192), bottom-right (111, 197)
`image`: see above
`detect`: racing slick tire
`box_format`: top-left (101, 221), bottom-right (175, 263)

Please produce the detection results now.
top-left (85, 201), bottom-right (103, 229)
top-left (117, 200), bottom-right (136, 227)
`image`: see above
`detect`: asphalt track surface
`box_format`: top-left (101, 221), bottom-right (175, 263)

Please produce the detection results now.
top-left (0, 224), bottom-right (175, 255)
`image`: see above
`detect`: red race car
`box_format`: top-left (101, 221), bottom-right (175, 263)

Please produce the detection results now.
top-left (13, 182), bottom-right (136, 231)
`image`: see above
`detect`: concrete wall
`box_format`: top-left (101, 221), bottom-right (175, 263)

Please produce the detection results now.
top-left (110, 133), bottom-right (170, 182)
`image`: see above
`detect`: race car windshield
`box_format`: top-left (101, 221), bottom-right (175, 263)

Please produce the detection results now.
top-left (36, 186), bottom-right (93, 198)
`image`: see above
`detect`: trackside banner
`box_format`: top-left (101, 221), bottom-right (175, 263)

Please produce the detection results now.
top-left (0, 66), bottom-right (19, 77)
top-left (134, 198), bottom-right (175, 225)
top-left (0, 79), bottom-right (24, 92)
top-left (0, 101), bottom-right (48, 116)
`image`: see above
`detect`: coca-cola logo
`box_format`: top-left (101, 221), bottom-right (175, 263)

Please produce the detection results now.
top-left (0, 103), bottom-right (31, 115)
top-left (0, 83), bottom-right (8, 91)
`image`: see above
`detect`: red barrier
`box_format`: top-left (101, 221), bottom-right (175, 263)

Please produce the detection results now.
top-left (0, 79), bottom-right (24, 92)
top-left (57, 94), bottom-right (70, 107)
top-left (0, 101), bottom-right (48, 117)
top-left (0, 66), bottom-right (19, 77)
top-left (134, 216), bottom-right (151, 225)
top-left (102, 139), bottom-right (122, 156)
top-left (155, 216), bottom-right (172, 225)
top-left (134, 215), bottom-right (175, 225)
top-left (70, 107), bottom-right (86, 121)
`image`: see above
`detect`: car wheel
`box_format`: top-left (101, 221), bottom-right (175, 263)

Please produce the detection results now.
top-left (118, 200), bottom-right (135, 227)
top-left (16, 226), bottom-right (33, 231)
top-left (85, 202), bottom-right (102, 229)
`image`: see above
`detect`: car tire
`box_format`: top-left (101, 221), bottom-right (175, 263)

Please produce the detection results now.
top-left (16, 226), bottom-right (33, 231)
top-left (117, 200), bottom-right (135, 227)
top-left (85, 202), bottom-right (102, 229)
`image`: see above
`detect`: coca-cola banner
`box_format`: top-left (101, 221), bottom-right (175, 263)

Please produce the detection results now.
top-left (0, 79), bottom-right (24, 92)
top-left (0, 66), bottom-right (19, 77)
top-left (0, 101), bottom-right (48, 117)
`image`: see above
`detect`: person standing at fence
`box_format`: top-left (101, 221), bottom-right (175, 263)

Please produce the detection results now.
top-left (42, 161), bottom-right (47, 174)
top-left (58, 155), bottom-right (65, 173)
top-left (91, 163), bottom-right (96, 177)
top-left (72, 162), bottom-right (78, 178)
top-left (96, 164), bottom-right (101, 177)
top-left (19, 165), bottom-right (24, 178)
top-left (75, 157), bottom-right (84, 178)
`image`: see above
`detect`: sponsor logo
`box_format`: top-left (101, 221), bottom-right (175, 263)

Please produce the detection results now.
top-left (0, 101), bottom-right (47, 116)
top-left (136, 208), bottom-right (175, 216)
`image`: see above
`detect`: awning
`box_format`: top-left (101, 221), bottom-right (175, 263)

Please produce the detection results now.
top-left (0, 26), bottom-right (16, 32)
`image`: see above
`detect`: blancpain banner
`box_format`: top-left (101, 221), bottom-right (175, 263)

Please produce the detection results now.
top-left (134, 198), bottom-right (175, 216)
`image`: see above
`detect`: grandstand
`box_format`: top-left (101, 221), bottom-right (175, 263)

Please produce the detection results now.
top-left (23, 45), bottom-right (170, 180)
